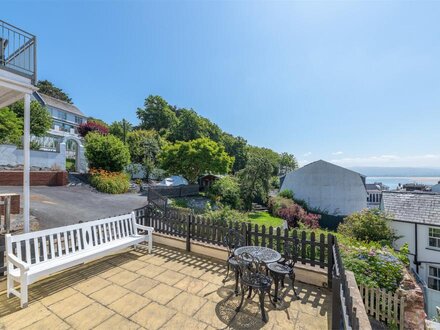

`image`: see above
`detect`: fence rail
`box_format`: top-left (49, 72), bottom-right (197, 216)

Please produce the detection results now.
top-left (147, 184), bottom-right (199, 198)
top-left (135, 203), bottom-right (334, 285)
top-left (359, 285), bottom-right (405, 330)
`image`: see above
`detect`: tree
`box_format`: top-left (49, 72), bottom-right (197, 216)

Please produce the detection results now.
top-left (8, 100), bottom-right (53, 137)
top-left (279, 152), bottom-right (298, 175)
top-left (36, 80), bottom-right (72, 104)
top-left (247, 146), bottom-right (281, 176)
top-left (136, 95), bottom-right (177, 134)
top-left (84, 133), bottom-right (131, 172)
top-left (208, 176), bottom-right (241, 209)
top-left (87, 117), bottom-right (109, 128)
top-left (0, 108), bottom-right (22, 144)
top-left (160, 138), bottom-right (233, 183)
top-left (338, 209), bottom-right (397, 245)
top-left (78, 121), bottom-right (109, 137)
top-left (109, 119), bottom-right (132, 143)
top-left (169, 109), bottom-right (207, 142)
top-left (237, 153), bottom-right (273, 210)
top-left (126, 130), bottom-right (162, 181)
top-left (221, 133), bottom-right (248, 173)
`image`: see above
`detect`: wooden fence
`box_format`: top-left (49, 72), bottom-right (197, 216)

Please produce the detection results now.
top-left (358, 285), bottom-right (405, 330)
top-left (147, 184), bottom-right (199, 198)
top-left (135, 204), bottom-right (335, 285)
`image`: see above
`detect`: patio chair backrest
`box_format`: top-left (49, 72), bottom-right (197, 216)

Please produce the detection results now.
top-left (283, 240), bottom-right (298, 266)
top-left (223, 229), bottom-right (246, 256)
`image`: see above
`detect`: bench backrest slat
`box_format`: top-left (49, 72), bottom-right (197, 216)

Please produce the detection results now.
top-left (7, 213), bottom-right (137, 265)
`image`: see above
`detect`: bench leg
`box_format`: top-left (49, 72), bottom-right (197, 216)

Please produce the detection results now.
top-left (148, 237), bottom-right (152, 254)
top-left (20, 275), bottom-right (28, 308)
top-left (7, 274), bottom-right (13, 298)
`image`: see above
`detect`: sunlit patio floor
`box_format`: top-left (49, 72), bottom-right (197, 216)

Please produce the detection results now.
top-left (0, 244), bottom-right (331, 329)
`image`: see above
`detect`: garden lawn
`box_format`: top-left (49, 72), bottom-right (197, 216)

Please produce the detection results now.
top-left (247, 211), bottom-right (284, 227)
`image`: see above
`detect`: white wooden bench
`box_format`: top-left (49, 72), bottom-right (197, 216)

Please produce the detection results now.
top-left (5, 212), bottom-right (153, 308)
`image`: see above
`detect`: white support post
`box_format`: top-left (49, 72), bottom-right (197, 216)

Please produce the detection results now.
top-left (23, 93), bottom-right (31, 233)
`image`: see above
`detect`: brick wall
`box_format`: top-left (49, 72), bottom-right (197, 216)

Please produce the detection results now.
top-left (0, 195), bottom-right (20, 214)
top-left (0, 171), bottom-right (68, 186)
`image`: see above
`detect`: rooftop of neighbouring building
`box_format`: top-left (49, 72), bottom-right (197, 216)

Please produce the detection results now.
top-left (382, 190), bottom-right (440, 225)
top-left (0, 245), bottom-right (331, 329)
top-left (34, 92), bottom-right (85, 117)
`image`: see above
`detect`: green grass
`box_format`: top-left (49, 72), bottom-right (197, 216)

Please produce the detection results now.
top-left (66, 159), bottom-right (76, 172)
top-left (246, 211), bottom-right (284, 227)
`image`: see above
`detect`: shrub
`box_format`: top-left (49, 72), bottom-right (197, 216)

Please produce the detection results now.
top-left (85, 133), bottom-right (131, 172)
top-left (338, 209), bottom-right (397, 245)
top-left (208, 176), bottom-right (241, 209)
top-left (267, 196), bottom-right (294, 215)
top-left (205, 207), bottom-right (248, 224)
top-left (89, 169), bottom-right (130, 194)
top-left (278, 204), bottom-right (321, 229)
top-left (340, 240), bottom-right (405, 292)
top-left (278, 189), bottom-right (293, 199)
top-left (78, 121), bottom-right (109, 137)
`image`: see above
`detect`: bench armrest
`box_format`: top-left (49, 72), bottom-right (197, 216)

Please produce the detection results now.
top-left (135, 224), bottom-right (154, 235)
top-left (7, 254), bottom-right (29, 272)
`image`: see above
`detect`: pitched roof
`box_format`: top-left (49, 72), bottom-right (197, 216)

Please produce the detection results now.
top-left (300, 160), bottom-right (366, 179)
top-left (381, 191), bottom-right (440, 225)
top-left (36, 92), bottom-right (85, 117)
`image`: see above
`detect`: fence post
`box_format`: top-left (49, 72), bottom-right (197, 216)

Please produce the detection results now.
top-left (331, 273), bottom-right (342, 330)
top-left (186, 212), bottom-right (192, 252)
top-left (328, 234), bottom-right (334, 289)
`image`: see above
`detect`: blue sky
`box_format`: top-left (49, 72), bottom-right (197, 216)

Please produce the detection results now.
top-left (3, 1), bottom-right (440, 168)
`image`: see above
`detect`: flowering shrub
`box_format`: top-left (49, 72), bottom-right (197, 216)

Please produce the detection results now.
top-left (89, 169), bottom-right (130, 194)
top-left (339, 239), bottom-right (406, 292)
top-left (268, 196), bottom-right (320, 229)
top-left (78, 121), bottom-right (109, 137)
top-left (278, 204), bottom-right (321, 229)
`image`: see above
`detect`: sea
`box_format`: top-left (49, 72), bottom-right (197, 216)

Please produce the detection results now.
top-left (366, 177), bottom-right (440, 190)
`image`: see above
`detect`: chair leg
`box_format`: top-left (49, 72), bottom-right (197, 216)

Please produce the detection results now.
top-left (290, 272), bottom-right (299, 298)
top-left (236, 283), bottom-right (245, 312)
top-left (222, 262), bottom-right (230, 283)
top-left (259, 290), bottom-right (267, 323)
top-left (234, 269), bottom-right (240, 295)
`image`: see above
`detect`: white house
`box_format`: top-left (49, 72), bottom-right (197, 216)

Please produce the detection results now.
top-left (280, 160), bottom-right (367, 216)
top-left (381, 191), bottom-right (440, 318)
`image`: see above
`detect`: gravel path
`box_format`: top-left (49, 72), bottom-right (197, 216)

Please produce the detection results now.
top-left (0, 185), bottom-right (148, 229)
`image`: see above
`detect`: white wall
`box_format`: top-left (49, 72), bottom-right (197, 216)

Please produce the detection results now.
top-left (280, 160), bottom-right (367, 215)
top-left (0, 143), bottom-right (66, 170)
top-left (392, 221), bottom-right (440, 318)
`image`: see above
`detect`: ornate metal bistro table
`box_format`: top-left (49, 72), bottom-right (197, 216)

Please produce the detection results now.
top-left (234, 246), bottom-right (281, 264)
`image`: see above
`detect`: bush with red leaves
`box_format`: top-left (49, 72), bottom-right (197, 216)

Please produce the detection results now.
top-left (78, 121), bottom-right (109, 137)
top-left (277, 203), bottom-right (320, 229)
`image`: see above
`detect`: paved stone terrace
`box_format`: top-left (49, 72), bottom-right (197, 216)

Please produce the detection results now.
top-left (0, 245), bottom-right (331, 329)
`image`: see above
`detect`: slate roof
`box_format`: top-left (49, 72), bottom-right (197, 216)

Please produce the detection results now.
top-left (366, 183), bottom-right (381, 192)
top-left (36, 92), bottom-right (85, 117)
top-left (381, 191), bottom-right (440, 225)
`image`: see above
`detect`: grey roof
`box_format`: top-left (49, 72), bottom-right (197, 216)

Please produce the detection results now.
top-left (366, 183), bottom-right (381, 192)
top-left (36, 92), bottom-right (85, 117)
top-left (381, 191), bottom-right (440, 225)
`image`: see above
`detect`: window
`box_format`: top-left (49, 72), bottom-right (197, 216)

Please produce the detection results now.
top-left (75, 116), bottom-right (83, 124)
top-left (428, 266), bottom-right (440, 291)
top-left (58, 111), bottom-right (67, 120)
top-left (429, 228), bottom-right (440, 248)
